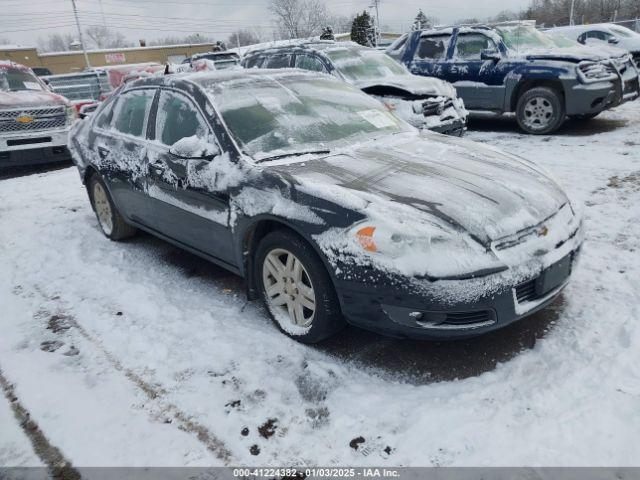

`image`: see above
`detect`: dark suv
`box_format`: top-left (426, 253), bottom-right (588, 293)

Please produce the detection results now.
top-left (387, 22), bottom-right (640, 134)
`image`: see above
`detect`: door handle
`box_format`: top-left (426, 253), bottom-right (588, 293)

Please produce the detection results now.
top-left (148, 161), bottom-right (165, 176)
top-left (97, 146), bottom-right (110, 159)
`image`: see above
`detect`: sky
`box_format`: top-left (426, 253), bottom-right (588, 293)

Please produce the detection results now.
top-left (0, 0), bottom-right (532, 47)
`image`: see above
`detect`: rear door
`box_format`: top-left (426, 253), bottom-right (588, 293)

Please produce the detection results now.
top-left (144, 89), bottom-right (236, 265)
top-left (92, 88), bottom-right (157, 221)
top-left (447, 32), bottom-right (505, 110)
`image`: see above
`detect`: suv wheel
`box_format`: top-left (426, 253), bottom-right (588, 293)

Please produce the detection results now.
top-left (516, 87), bottom-right (565, 134)
top-left (255, 229), bottom-right (345, 343)
top-left (88, 174), bottom-right (137, 241)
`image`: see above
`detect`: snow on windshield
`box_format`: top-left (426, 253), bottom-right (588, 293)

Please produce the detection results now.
top-left (496, 25), bottom-right (557, 52)
top-left (0, 67), bottom-right (44, 92)
top-left (202, 74), bottom-right (409, 160)
top-left (325, 47), bottom-right (408, 82)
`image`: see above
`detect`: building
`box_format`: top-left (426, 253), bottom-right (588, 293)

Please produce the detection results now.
top-left (1, 43), bottom-right (219, 74)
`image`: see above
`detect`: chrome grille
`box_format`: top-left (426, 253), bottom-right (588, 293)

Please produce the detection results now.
top-left (0, 106), bottom-right (66, 133)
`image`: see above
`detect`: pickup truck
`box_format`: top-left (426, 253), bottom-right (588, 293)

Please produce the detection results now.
top-left (1, 61), bottom-right (75, 168)
top-left (387, 22), bottom-right (640, 134)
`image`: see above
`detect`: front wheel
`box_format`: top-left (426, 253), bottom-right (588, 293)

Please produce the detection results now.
top-left (255, 230), bottom-right (345, 343)
top-left (516, 87), bottom-right (566, 134)
top-left (88, 174), bottom-right (137, 241)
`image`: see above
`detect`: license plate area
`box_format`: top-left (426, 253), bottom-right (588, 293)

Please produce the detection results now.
top-left (535, 254), bottom-right (572, 296)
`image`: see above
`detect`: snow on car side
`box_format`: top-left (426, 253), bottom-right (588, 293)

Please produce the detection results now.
top-left (241, 41), bottom-right (468, 136)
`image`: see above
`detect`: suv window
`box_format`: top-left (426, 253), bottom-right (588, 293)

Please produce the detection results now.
top-left (244, 55), bottom-right (264, 68)
top-left (415, 35), bottom-right (450, 60)
top-left (112, 89), bottom-right (155, 137)
top-left (155, 90), bottom-right (209, 147)
top-left (454, 33), bottom-right (497, 60)
top-left (264, 54), bottom-right (293, 69)
top-left (95, 98), bottom-right (118, 129)
top-left (295, 54), bottom-right (327, 72)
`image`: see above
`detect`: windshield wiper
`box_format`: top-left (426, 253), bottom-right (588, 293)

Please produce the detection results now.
top-left (255, 150), bottom-right (330, 163)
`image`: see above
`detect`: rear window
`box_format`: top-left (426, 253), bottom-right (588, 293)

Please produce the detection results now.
top-left (415, 35), bottom-right (450, 60)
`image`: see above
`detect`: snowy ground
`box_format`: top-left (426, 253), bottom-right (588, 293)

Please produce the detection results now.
top-left (0, 103), bottom-right (639, 467)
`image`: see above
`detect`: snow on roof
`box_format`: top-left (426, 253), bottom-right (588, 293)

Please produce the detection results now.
top-left (0, 45), bottom-right (36, 51)
top-left (39, 43), bottom-right (216, 57)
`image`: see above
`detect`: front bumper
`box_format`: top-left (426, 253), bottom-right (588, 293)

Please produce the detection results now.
top-left (331, 210), bottom-right (584, 340)
top-left (0, 128), bottom-right (71, 167)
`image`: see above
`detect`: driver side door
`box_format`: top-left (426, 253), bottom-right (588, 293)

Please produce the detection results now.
top-left (144, 89), bottom-right (236, 266)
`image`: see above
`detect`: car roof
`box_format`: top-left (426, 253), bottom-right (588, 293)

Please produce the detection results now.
top-left (244, 40), bottom-right (367, 57)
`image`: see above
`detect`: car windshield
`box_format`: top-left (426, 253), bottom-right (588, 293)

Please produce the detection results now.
top-left (496, 25), bottom-right (557, 51)
top-left (324, 47), bottom-right (408, 82)
top-left (202, 74), bottom-right (410, 160)
top-left (0, 67), bottom-right (44, 92)
top-left (548, 33), bottom-right (581, 48)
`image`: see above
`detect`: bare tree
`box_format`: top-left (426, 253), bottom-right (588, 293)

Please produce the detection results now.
top-left (148, 34), bottom-right (216, 46)
top-left (269, 0), bottom-right (333, 38)
top-left (227, 29), bottom-right (262, 48)
top-left (37, 33), bottom-right (77, 52)
top-left (84, 26), bottom-right (131, 49)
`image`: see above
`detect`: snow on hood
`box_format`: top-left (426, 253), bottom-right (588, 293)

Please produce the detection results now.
top-left (0, 89), bottom-right (69, 109)
top-left (513, 45), bottom-right (613, 62)
top-left (266, 132), bottom-right (568, 246)
top-left (352, 73), bottom-right (457, 99)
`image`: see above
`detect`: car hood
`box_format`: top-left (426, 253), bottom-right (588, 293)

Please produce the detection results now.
top-left (267, 133), bottom-right (568, 246)
top-left (351, 73), bottom-right (457, 99)
top-left (0, 89), bottom-right (69, 109)
top-left (518, 45), bottom-right (612, 62)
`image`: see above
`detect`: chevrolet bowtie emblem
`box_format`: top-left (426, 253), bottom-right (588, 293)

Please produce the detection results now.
top-left (16, 114), bottom-right (35, 124)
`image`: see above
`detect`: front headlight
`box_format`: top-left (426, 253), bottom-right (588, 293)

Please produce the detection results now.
top-left (66, 105), bottom-right (78, 125)
top-left (349, 221), bottom-right (506, 280)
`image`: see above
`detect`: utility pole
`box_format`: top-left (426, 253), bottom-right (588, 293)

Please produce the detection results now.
top-left (98, 0), bottom-right (107, 28)
top-left (569, 0), bottom-right (576, 26)
top-left (370, 0), bottom-right (380, 47)
top-left (70, 0), bottom-right (92, 69)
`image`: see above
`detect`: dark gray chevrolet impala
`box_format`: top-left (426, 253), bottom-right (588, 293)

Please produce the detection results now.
top-left (69, 69), bottom-right (583, 343)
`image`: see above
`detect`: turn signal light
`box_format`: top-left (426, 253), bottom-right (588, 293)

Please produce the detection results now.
top-left (356, 226), bottom-right (377, 252)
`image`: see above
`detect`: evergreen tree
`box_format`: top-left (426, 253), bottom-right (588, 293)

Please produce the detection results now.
top-left (413, 9), bottom-right (430, 30)
top-left (350, 11), bottom-right (375, 46)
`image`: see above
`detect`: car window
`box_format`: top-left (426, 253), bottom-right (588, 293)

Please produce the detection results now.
top-left (112, 89), bottom-right (155, 137)
top-left (586, 30), bottom-right (610, 41)
top-left (295, 54), bottom-right (327, 72)
top-left (264, 54), bottom-right (293, 69)
top-left (244, 55), bottom-right (264, 68)
top-left (415, 35), bottom-right (450, 60)
top-left (95, 98), bottom-right (118, 129)
top-left (155, 90), bottom-right (209, 147)
top-left (388, 34), bottom-right (408, 52)
top-left (454, 33), bottom-right (497, 60)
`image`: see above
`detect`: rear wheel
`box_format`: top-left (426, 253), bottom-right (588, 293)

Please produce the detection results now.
top-left (516, 87), bottom-right (565, 134)
top-left (255, 229), bottom-right (345, 343)
top-left (88, 174), bottom-right (137, 241)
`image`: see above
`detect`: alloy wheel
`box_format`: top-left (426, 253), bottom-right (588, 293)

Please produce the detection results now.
top-left (523, 97), bottom-right (554, 131)
top-left (262, 248), bottom-right (316, 328)
top-left (93, 182), bottom-right (114, 235)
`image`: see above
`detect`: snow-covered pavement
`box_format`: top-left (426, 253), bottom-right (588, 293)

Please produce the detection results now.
top-left (1, 103), bottom-right (639, 467)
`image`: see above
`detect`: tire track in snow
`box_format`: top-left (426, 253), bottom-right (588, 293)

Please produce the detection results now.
top-left (0, 368), bottom-right (82, 479)
top-left (32, 289), bottom-right (236, 465)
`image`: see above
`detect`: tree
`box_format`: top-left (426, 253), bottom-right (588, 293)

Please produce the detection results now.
top-left (227, 29), bottom-right (261, 48)
top-left (148, 34), bottom-right (215, 46)
top-left (350, 10), bottom-right (376, 47)
top-left (320, 26), bottom-right (335, 40)
top-left (269, 0), bottom-right (333, 38)
top-left (84, 26), bottom-right (131, 49)
top-left (413, 9), bottom-right (430, 30)
top-left (37, 32), bottom-right (77, 52)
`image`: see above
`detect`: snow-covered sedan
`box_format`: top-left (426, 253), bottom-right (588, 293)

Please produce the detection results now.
top-left (68, 69), bottom-right (583, 343)
top-left (241, 41), bottom-right (468, 136)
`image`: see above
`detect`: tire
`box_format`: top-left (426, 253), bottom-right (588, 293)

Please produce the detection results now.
top-left (255, 229), bottom-right (345, 343)
top-left (88, 174), bottom-right (137, 241)
top-left (569, 112), bottom-right (600, 121)
top-left (516, 87), bottom-right (566, 135)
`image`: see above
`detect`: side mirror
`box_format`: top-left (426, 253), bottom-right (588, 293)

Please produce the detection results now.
top-left (481, 49), bottom-right (501, 62)
top-left (608, 36), bottom-right (620, 45)
top-left (169, 136), bottom-right (221, 160)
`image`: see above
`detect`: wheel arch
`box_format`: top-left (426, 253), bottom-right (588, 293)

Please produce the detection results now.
top-left (239, 215), bottom-right (340, 302)
top-left (509, 78), bottom-right (566, 112)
